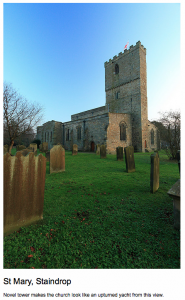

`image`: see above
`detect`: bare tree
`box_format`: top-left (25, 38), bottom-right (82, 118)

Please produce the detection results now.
top-left (158, 110), bottom-right (180, 159)
top-left (3, 83), bottom-right (43, 153)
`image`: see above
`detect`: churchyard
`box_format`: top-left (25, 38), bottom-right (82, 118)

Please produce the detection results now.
top-left (4, 149), bottom-right (180, 269)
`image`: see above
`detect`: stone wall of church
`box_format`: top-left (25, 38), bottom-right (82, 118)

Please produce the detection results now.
top-left (147, 121), bottom-right (160, 151)
top-left (71, 106), bottom-right (106, 121)
top-left (106, 113), bottom-right (132, 154)
top-left (63, 113), bottom-right (109, 151)
top-left (104, 41), bottom-right (148, 152)
top-left (36, 121), bottom-right (63, 150)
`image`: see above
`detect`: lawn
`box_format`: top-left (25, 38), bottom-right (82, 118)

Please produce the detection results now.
top-left (4, 150), bottom-right (180, 269)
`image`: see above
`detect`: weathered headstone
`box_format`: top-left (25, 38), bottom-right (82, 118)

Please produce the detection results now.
top-left (72, 144), bottom-right (78, 155)
top-left (20, 148), bottom-right (32, 156)
top-left (116, 147), bottom-right (123, 161)
top-left (50, 145), bottom-right (65, 173)
top-left (100, 145), bottom-right (106, 159)
top-left (42, 142), bottom-right (48, 152)
top-left (150, 152), bottom-right (159, 193)
top-left (29, 143), bottom-right (37, 153)
top-left (4, 152), bottom-right (46, 236)
top-left (16, 145), bottom-right (26, 151)
top-left (176, 150), bottom-right (180, 174)
top-left (124, 146), bottom-right (135, 173)
top-left (45, 151), bottom-right (50, 162)
top-left (167, 179), bottom-right (180, 230)
top-left (96, 144), bottom-right (100, 155)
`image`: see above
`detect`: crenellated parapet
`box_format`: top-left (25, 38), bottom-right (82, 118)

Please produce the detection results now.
top-left (104, 41), bottom-right (146, 67)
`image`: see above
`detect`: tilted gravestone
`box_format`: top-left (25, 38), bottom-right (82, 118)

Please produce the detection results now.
top-left (72, 144), bottom-right (78, 155)
top-left (150, 152), bottom-right (159, 193)
top-left (124, 146), bottom-right (135, 173)
top-left (96, 144), bottom-right (100, 155)
top-left (100, 145), bottom-right (106, 159)
top-left (50, 145), bottom-right (65, 174)
top-left (116, 147), bottom-right (123, 161)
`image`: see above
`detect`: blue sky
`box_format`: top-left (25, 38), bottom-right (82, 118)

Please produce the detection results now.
top-left (3, 3), bottom-right (181, 128)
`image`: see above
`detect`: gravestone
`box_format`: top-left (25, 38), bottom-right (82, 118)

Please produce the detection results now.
top-left (176, 150), bottom-right (180, 174)
top-left (4, 152), bottom-right (46, 236)
top-left (29, 143), bottom-right (37, 153)
top-left (96, 144), bottom-right (100, 155)
top-left (100, 145), bottom-right (106, 159)
top-left (42, 142), bottom-right (48, 152)
top-left (167, 179), bottom-right (180, 230)
top-left (72, 144), bottom-right (78, 155)
top-left (20, 149), bottom-right (32, 156)
top-left (16, 145), bottom-right (26, 151)
top-left (150, 152), bottom-right (159, 193)
top-left (124, 146), bottom-right (135, 173)
top-left (50, 145), bottom-right (65, 174)
top-left (116, 147), bottom-right (123, 161)
top-left (45, 151), bottom-right (50, 162)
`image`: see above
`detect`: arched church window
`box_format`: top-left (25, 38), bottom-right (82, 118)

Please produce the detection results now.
top-left (120, 122), bottom-right (127, 141)
top-left (151, 129), bottom-right (154, 145)
top-left (115, 64), bottom-right (119, 74)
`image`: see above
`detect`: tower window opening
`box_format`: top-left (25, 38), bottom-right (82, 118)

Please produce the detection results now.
top-left (115, 64), bottom-right (119, 74)
top-left (115, 92), bottom-right (119, 99)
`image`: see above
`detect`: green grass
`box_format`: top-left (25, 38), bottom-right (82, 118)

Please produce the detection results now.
top-left (4, 150), bottom-right (180, 269)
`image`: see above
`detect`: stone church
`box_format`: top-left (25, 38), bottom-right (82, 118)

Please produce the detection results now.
top-left (36, 41), bottom-right (160, 154)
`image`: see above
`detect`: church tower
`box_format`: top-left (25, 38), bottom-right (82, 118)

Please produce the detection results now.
top-left (104, 41), bottom-right (148, 152)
